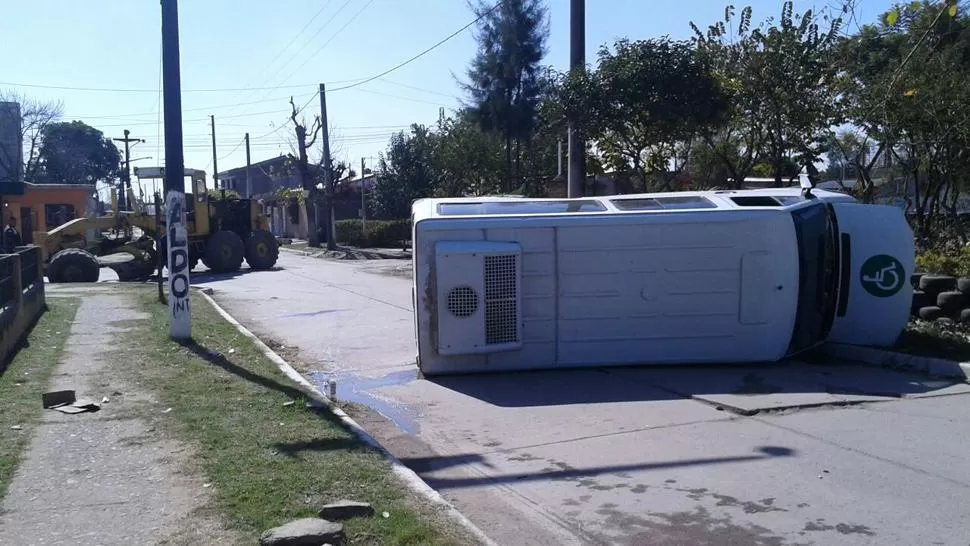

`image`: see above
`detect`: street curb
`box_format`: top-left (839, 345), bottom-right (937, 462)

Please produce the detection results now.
top-left (197, 291), bottom-right (499, 546)
top-left (819, 342), bottom-right (970, 382)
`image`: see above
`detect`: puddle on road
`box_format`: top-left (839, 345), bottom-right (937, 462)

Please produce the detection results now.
top-left (310, 369), bottom-right (421, 435)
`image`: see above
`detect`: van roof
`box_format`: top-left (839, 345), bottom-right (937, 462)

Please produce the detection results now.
top-left (413, 186), bottom-right (857, 221)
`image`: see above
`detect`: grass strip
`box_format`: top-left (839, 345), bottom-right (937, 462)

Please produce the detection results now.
top-left (125, 289), bottom-right (471, 545)
top-left (0, 298), bottom-right (81, 500)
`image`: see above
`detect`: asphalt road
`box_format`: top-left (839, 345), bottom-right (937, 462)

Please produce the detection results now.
top-left (185, 251), bottom-right (970, 546)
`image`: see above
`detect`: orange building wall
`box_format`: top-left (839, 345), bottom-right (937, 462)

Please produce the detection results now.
top-left (2, 183), bottom-right (97, 244)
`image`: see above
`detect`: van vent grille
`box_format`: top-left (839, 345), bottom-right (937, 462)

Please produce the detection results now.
top-left (446, 286), bottom-right (479, 318)
top-left (484, 254), bottom-right (519, 345)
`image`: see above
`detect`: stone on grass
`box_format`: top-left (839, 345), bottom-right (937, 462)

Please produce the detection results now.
top-left (259, 518), bottom-right (344, 546)
top-left (319, 500), bottom-right (375, 520)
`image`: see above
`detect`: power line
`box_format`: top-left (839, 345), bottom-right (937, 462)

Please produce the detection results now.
top-left (0, 78), bottom-right (361, 94)
top-left (330, 0), bottom-right (506, 92)
top-left (283, 0), bottom-right (378, 87)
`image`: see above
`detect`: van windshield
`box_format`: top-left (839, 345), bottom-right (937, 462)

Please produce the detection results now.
top-left (787, 202), bottom-right (840, 355)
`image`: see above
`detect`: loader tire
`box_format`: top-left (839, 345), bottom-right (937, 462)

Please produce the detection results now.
top-left (108, 246), bottom-right (156, 282)
top-left (203, 231), bottom-right (244, 274)
top-left (48, 248), bottom-right (100, 283)
top-left (245, 229), bottom-right (279, 270)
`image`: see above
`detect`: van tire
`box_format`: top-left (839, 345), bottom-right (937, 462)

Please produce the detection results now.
top-left (918, 306), bottom-right (945, 321)
top-left (937, 291), bottom-right (966, 314)
top-left (957, 277), bottom-right (970, 295)
top-left (920, 275), bottom-right (957, 297)
top-left (960, 308), bottom-right (970, 323)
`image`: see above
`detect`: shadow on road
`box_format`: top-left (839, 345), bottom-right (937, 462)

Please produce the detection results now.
top-left (406, 446), bottom-right (795, 490)
top-left (430, 359), bottom-right (965, 409)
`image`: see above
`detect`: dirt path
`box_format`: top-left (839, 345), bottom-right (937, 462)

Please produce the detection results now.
top-left (0, 290), bottom-right (239, 546)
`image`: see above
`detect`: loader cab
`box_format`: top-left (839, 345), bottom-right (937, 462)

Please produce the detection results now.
top-left (185, 169), bottom-right (210, 237)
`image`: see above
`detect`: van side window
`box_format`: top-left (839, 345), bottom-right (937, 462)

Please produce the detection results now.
top-left (787, 203), bottom-right (839, 355)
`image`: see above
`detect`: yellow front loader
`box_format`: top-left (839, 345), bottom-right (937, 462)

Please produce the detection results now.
top-left (36, 168), bottom-right (279, 283)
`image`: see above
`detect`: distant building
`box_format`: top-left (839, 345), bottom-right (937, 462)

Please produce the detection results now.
top-left (3, 182), bottom-right (97, 244)
top-left (215, 155), bottom-right (304, 199)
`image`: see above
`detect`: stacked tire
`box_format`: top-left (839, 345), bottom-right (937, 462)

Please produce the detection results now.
top-left (912, 273), bottom-right (970, 323)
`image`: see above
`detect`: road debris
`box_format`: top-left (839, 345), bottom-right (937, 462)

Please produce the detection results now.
top-left (318, 500), bottom-right (374, 521)
top-left (42, 390), bottom-right (101, 414)
top-left (259, 518), bottom-right (345, 546)
top-left (10, 425), bottom-right (23, 431)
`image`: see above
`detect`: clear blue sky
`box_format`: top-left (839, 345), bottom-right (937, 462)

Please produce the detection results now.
top-left (2, 0), bottom-right (886, 197)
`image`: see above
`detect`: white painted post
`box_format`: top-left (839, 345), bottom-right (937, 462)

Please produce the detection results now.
top-left (166, 190), bottom-right (191, 339)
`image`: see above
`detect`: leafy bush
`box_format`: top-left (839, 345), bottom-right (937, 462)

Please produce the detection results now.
top-left (916, 247), bottom-right (970, 278)
top-left (335, 219), bottom-right (411, 248)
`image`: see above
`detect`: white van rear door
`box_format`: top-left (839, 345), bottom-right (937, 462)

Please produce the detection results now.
top-left (827, 202), bottom-right (914, 347)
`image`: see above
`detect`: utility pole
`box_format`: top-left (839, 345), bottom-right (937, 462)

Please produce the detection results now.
top-left (567, 0), bottom-right (586, 198)
top-left (161, 0), bottom-right (190, 340)
top-left (360, 157), bottom-right (367, 235)
top-left (245, 132), bottom-right (252, 198)
top-left (319, 83), bottom-right (336, 251)
top-left (210, 115), bottom-right (218, 190)
top-left (113, 130), bottom-right (144, 212)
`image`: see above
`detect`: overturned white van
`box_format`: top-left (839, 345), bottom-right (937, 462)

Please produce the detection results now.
top-left (410, 187), bottom-right (914, 376)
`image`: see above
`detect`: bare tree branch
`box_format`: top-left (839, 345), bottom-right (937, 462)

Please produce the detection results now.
top-left (0, 89), bottom-right (62, 180)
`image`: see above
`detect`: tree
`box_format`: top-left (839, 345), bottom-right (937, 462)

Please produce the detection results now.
top-left (691, 2), bottom-right (846, 186)
top-left (463, 0), bottom-right (549, 193)
top-left (0, 90), bottom-right (62, 182)
top-left (287, 97), bottom-right (324, 247)
top-left (372, 125), bottom-right (438, 219)
top-left (552, 38), bottom-right (729, 192)
top-left (35, 121), bottom-right (120, 185)
top-left (433, 111), bottom-right (506, 197)
top-left (837, 0), bottom-right (968, 245)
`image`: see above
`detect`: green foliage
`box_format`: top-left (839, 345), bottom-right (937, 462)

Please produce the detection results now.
top-left (272, 187), bottom-right (306, 206)
top-left (836, 0), bottom-right (970, 234)
top-left (463, 0), bottom-right (549, 192)
top-left (35, 121), bottom-right (121, 184)
top-left (691, 2), bottom-right (845, 185)
top-left (555, 37), bottom-right (729, 191)
top-left (916, 248), bottom-right (970, 277)
top-left (371, 125), bottom-right (438, 219)
top-left (206, 188), bottom-right (239, 201)
top-left (335, 219), bottom-right (411, 248)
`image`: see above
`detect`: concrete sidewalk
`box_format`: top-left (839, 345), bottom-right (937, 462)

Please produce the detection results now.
top-left (0, 290), bottom-right (236, 546)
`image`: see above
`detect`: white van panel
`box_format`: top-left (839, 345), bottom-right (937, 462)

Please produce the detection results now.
top-left (414, 212), bottom-right (801, 374)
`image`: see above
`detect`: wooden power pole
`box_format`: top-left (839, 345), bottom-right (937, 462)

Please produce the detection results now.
top-left (245, 132), bottom-right (252, 198)
top-left (319, 83), bottom-right (336, 251)
top-left (210, 115), bottom-right (218, 189)
top-left (113, 129), bottom-right (143, 211)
